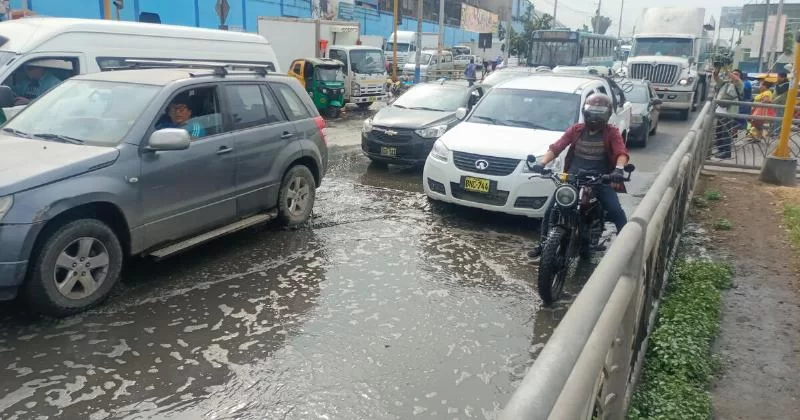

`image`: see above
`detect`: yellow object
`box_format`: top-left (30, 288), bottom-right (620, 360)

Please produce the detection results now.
top-left (392, 0), bottom-right (399, 81)
top-left (103, 0), bottom-right (112, 19)
top-left (775, 32), bottom-right (800, 158)
top-left (288, 59), bottom-right (306, 88)
top-left (559, 173), bottom-right (569, 182)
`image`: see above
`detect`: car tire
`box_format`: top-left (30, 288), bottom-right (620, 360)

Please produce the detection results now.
top-left (368, 158), bottom-right (388, 168)
top-left (357, 102), bottom-right (373, 111)
top-left (639, 126), bottom-right (649, 148)
top-left (649, 120), bottom-right (657, 135)
top-left (277, 165), bottom-right (317, 227)
top-left (25, 219), bottom-right (123, 317)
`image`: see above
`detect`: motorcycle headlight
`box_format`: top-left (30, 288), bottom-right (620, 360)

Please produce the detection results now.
top-left (415, 124), bottom-right (448, 139)
top-left (362, 119), bottom-right (373, 133)
top-left (0, 195), bottom-right (13, 221)
top-left (430, 140), bottom-right (450, 162)
top-left (554, 185), bottom-right (578, 208)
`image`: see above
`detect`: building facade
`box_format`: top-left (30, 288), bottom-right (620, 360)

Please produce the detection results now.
top-left (737, 2), bottom-right (800, 73)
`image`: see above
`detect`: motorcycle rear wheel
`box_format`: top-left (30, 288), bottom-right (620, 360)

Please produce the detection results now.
top-left (537, 226), bottom-right (578, 304)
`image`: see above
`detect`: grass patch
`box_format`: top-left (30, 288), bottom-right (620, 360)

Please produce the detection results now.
top-left (783, 204), bottom-right (800, 247)
top-left (713, 218), bottom-right (733, 231)
top-left (703, 190), bottom-right (723, 201)
top-left (628, 260), bottom-right (732, 420)
top-left (693, 197), bottom-right (709, 209)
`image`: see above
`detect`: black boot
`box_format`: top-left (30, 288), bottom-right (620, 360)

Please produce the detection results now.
top-left (527, 244), bottom-right (543, 260)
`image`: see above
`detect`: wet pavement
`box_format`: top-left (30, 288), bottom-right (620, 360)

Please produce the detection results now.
top-left (0, 109), bottom-right (695, 419)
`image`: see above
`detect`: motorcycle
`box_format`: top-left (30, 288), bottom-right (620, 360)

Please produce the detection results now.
top-left (386, 75), bottom-right (413, 103)
top-left (526, 155), bottom-right (635, 304)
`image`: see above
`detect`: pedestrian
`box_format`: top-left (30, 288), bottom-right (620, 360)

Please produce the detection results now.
top-left (737, 72), bottom-right (752, 129)
top-left (750, 81), bottom-right (775, 140)
top-left (464, 57), bottom-right (477, 86)
top-left (713, 68), bottom-right (744, 159)
top-left (771, 72), bottom-right (790, 137)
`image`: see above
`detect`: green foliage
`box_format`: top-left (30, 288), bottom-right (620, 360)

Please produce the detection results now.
top-left (508, 4), bottom-right (553, 59)
top-left (628, 261), bottom-right (732, 420)
top-left (693, 197), bottom-right (709, 209)
top-left (713, 218), bottom-right (733, 231)
top-left (703, 189), bottom-right (723, 201)
top-left (783, 204), bottom-right (800, 248)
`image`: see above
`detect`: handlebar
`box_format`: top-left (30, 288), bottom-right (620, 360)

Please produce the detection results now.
top-left (527, 169), bottom-right (631, 184)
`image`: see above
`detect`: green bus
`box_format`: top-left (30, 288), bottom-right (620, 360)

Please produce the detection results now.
top-left (528, 30), bottom-right (618, 68)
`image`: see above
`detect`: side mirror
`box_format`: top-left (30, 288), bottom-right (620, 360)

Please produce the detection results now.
top-left (147, 128), bottom-right (190, 151)
top-left (0, 85), bottom-right (14, 109)
top-left (651, 98), bottom-right (663, 106)
top-left (455, 107), bottom-right (468, 120)
top-left (624, 163), bottom-right (636, 173)
top-left (526, 154), bottom-right (537, 166)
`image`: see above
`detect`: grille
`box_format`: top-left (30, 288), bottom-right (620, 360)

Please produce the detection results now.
top-left (370, 127), bottom-right (413, 144)
top-left (514, 196), bottom-right (549, 209)
top-left (453, 151), bottom-right (520, 176)
top-left (629, 63), bottom-right (680, 85)
top-left (360, 84), bottom-right (385, 95)
top-left (450, 182), bottom-right (509, 206)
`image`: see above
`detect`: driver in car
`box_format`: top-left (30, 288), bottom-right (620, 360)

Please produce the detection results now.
top-left (527, 93), bottom-right (630, 261)
top-left (156, 93), bottom-right (206, 138)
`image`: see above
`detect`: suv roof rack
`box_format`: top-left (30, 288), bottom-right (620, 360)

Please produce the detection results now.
top-left (122, 59), bottom-right (275, 77)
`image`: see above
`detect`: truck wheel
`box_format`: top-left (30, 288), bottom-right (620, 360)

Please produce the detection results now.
top-left (357, 102), bottom-right (373, 111)
top-left (25, 219), bottom-right (123, 317)
top-left (277, 165), bottom-right (316, 227)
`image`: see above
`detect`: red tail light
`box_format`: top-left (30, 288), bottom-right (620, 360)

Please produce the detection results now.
top-left (314, 116), bottom-right (327, 145)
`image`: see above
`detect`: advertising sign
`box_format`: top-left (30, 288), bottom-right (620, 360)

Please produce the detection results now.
top-left (460, 3), bottom-right (499, 34)
top-left (719, 7), bottom-right (742, 29)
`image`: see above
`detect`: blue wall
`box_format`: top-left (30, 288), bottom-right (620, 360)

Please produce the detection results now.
top-left (13, 0), bottom-right (528, 47)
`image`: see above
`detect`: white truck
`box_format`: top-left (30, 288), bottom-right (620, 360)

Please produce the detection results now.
top-left (256, 16), bottom-right (361, 76)
top-left (624, 7), bottom-right (713, 120)
top-left (360, 35), bottom-right (386, 49)
top-left (328, 45), bottom-right (388, 109)
top-left (385, 31), bottom-right (440, 68)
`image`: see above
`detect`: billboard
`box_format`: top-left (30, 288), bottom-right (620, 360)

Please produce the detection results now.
top-left (460, 3), bottom-right (499, 34)
top-left (746, 14), bottom-right (787, 58)
top-left (719, 7), bottom-right (742, 29)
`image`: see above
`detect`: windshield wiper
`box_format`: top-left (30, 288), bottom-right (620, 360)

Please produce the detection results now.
top-left (408, 106), bottom-right (444, 112)
top-left (33, 133), bottom-right (85, 144)
top-left (505, 120), bottom-right (554, 130)
top-left (2, 127), bottom-right (33, 138)
top-left (471, 115), bottom-right (505, 126)
top-left (392, 104), bottom-right (408, 109)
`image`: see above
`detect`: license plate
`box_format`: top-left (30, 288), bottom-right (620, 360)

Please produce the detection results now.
top-left (380, 147), bottom-right (397, 157)
top-left (463, 176), bottom-right (490, 193)
top-left (369, 96), bottom-right (376, 102)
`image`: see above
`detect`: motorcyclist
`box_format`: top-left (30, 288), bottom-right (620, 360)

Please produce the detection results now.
top-left (528, 93), bottom-right (630, 260)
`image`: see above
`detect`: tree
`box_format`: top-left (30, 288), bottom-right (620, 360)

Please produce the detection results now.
top-left (591, 15), bottom-right (612, 34)
top-left (509, 4), bottom-right (553, 59)
top-left (580, 24), bottom-right (590, 33)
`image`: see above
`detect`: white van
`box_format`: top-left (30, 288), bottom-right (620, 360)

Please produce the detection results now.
top-left (0, 18), bottom-right (279, 115)
top-left (402, 50), bottom-right (454, 79)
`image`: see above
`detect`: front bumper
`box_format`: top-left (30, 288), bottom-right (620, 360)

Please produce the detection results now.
top-left (361, 129), bottom-right (435, 165)
top-left (351, 94), bottom-right (387, 104)
top-left (653, 89), bottom-right (693, 110)
top-left (0, 222), bottom-right (42, 299)
top-left (422, 153), bottom-right (554, 218)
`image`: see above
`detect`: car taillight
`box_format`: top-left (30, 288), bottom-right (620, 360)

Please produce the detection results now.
top-left (314, 116), bottom-right (327, 145)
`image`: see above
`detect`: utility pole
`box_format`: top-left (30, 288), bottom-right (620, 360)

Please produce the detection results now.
top-left (594, 0), bottom-right (603, 33)
top-left (617, 0), bottom-right (623, 39)
top-left (392, 0), bottom-right (398, 80)
top-left (553, 0), bottom-right (557, 27)
top-left (103, 0), bottom-right (112, 19)
top-left (414, 0), bottom-right (422, 83)
top-left (505, 0), bottom-right (512, 64)
top-left (768, 0), bottom-right (785, 72)
top-left (438, 0), bottom-right (445, 53)
top-left (758, 0), bottom-right (771, 73)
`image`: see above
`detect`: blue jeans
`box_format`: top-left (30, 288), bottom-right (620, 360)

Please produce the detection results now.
top-left (539, 185), bottom-right (627, 241)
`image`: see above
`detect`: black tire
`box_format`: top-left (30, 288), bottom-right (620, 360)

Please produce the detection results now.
top-left (678, 109), bottom-right (690, 120)
top-left (638, 125), bottom-right (649, 148)
top-left (277, 165), bottom-right (317, 227)
top-left (649, 120), bottom-right (657, 135)
top-left (368, 158), bottom-right (388, 168)
top-left (24, 219), bottom-right (123, 317)
top-left (357, 102), bottom-right (373, 111)
top-left (537, 226), bottom-right (572, 305)
top-left (324, 106), bottom-right (340, 119)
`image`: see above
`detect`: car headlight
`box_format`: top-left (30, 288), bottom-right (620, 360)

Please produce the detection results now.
top-left (415, 124), bottom-right (448, 139)
top-left (362, 119), bottom-right (373, 133)
top-left (678, 77), bottom-right (694, 86)
top-left (631, 114), bottom-right (644, 124)
top-left (554, 185), bottom-right (578, 208)
top-left (0, 195), bottom-right (13, 221)
top-left (430, 140), bottom-right (450, 162)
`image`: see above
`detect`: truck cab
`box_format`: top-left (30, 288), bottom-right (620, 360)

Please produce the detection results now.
top-left (385, 31), bottom-right (416, 68)
top-left (328, 45), bottom-right (388, 110)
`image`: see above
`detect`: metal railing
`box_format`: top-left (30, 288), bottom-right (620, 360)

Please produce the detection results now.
top-left (499, 102), bottom-right (715, 420)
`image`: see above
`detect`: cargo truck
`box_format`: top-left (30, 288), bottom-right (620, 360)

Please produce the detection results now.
top-left (385, 31), bottom-right (440, 69)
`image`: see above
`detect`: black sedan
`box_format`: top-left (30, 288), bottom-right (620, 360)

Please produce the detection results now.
top-left (362, 81), bottom-right (484, 165)
top-left (627, 79), bottom-right (662, 147)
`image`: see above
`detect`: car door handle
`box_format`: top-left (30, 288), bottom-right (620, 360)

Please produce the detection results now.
top-left (281, 131), bottom-right (294, 139)
top-left (217, 146), bottom-right (234, 155)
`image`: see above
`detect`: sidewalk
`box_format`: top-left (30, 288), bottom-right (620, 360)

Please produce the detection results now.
top-left (692, 172), bottom-right (800, 419)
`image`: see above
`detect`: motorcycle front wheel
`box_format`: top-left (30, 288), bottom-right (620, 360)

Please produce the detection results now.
top-left (537, 226), bottom-right (579, 304)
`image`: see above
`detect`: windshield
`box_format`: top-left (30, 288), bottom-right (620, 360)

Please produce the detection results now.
top-left (627, 85), bottom-right (649, 103)
top-left (393, 84), bottom-right (466, 111)
top-left (316, 66), bottom-right (343, 82)
top-left (529, 41), bottom-right (579, 67)
top-left (386, 42), bottom-right (410, 52)
top-left (407, 53), bottom-right (432, 65)
top-left (481, 69), bottom-right (530, 87)
top-left (631, 37), bottom-right (693, 58)
top-left (467, 88), bottom-right (581, 132)
top-left (5, 80), bottom-right (160, 146)
top-left (350, 49), bottom-right (386, 74)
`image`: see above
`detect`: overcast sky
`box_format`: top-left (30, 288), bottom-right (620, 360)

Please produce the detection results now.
top-left (528, 0), bottom-right (748, 38)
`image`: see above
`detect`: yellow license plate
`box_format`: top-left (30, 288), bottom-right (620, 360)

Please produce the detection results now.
top-left (380, 147), bottom-right (397, 157)
top-left (369, 96), bottom-right (377, 101)
top-left (463, 176), bottom-right (490, 193)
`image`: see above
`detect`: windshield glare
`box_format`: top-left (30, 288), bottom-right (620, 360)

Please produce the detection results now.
top-left (5, 80), bottom-right (159, 146)
top-left (632, 38), bottom-right (693, 57)
top-left (350, 50), bottom-right (386, 74)
top-left (627, 85), bottom-right (649, 103)
top-left (530, 41), bottom-right (579, 67)
top-left (393, 85), bottom-right (465, 111)
top-left (467, 88), bottom-right (581, 132)
top-left (407, 53), bottom-right (432, 65)
top-left (316, 67), bottom-right (343, 82)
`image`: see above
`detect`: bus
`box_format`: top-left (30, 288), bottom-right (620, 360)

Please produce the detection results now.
top-left (528, 30), bottom-right (618, 68)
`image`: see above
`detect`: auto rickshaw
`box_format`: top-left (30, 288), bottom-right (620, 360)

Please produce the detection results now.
top-left (288, 57), bottom-right (345, 118)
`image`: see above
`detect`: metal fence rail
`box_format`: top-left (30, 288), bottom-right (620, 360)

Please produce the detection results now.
top-left (499, 102), bottom-right (715, 420)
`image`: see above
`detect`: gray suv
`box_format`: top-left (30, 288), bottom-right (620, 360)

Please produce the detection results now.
top-left (0, 66), bottom-right (328, 316)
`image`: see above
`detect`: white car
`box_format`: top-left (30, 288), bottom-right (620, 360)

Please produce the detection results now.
top-left (423, 74), bottom-right (633, 218)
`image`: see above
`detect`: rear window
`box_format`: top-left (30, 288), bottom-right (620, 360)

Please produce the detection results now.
top-left (270, 82), bottom-right (313, 120)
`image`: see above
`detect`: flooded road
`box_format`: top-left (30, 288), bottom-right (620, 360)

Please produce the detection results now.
top-left (0, 111), bottom-right (694, 419)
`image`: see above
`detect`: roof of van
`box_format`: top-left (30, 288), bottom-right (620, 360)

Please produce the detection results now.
top-left (0, 18), bottom-right (270, 52)
top-left (329, 45), bottom-right (384, 51)
top-left (77, 68), bottom-right (292, 86)
top-left (495, 74), bottom-right (600, 93)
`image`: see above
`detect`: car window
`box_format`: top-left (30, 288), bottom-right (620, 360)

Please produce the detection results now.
top-left (155, 86), bottom-right (222, 139)
top-left (223, 84), bottom-right (270, 129)
top-left (393, 84), bottom-right (468, 111)
top-left (3, 57), bottom-right (79, 104)
top-left (259, 85), bottom-right (287, 123)
top-left (270, 82), bottom-right (312, 120)
top-left (329, 50), bottom-right (348, 74)
top-left (292, 62), bottom-right (302, 75)
top-left (467, 88), bottom-right (581, 132)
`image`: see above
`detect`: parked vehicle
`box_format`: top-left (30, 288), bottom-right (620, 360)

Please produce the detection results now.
top-left (385, 31), bottom-right (440, 68)
top-left (423, 74), bottom-right (632, 217)
top-left (360, 35), bottom-right (386, 49)
top-left (288, 57), bottom-right (346, 118)
top-left (362, 80), bottom-right (484, 165)
top-left (526, 156), bottom-right (634, 303)
top-left (528, 30), bottom-right (617, 68)
top-left (402, 50), bottom-right (454, 79)
top-left (451, 45), bottom-right (472, 57)
top-left (479, 67), bottom-right (546, 88)
top-left (626, 79), bottom-right (662, 147)
top-left (256, 16), bottom-right (359, 75)
top-left (0, 62), bottom-right (328, 316)
top-left (328, 45), bottom-right (388, 110)
top-left (454, 54), bottom-right (484, 70)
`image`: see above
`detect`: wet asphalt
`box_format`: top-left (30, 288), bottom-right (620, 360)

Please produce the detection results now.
top-left (0, 105), bottom-right (695, 420)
